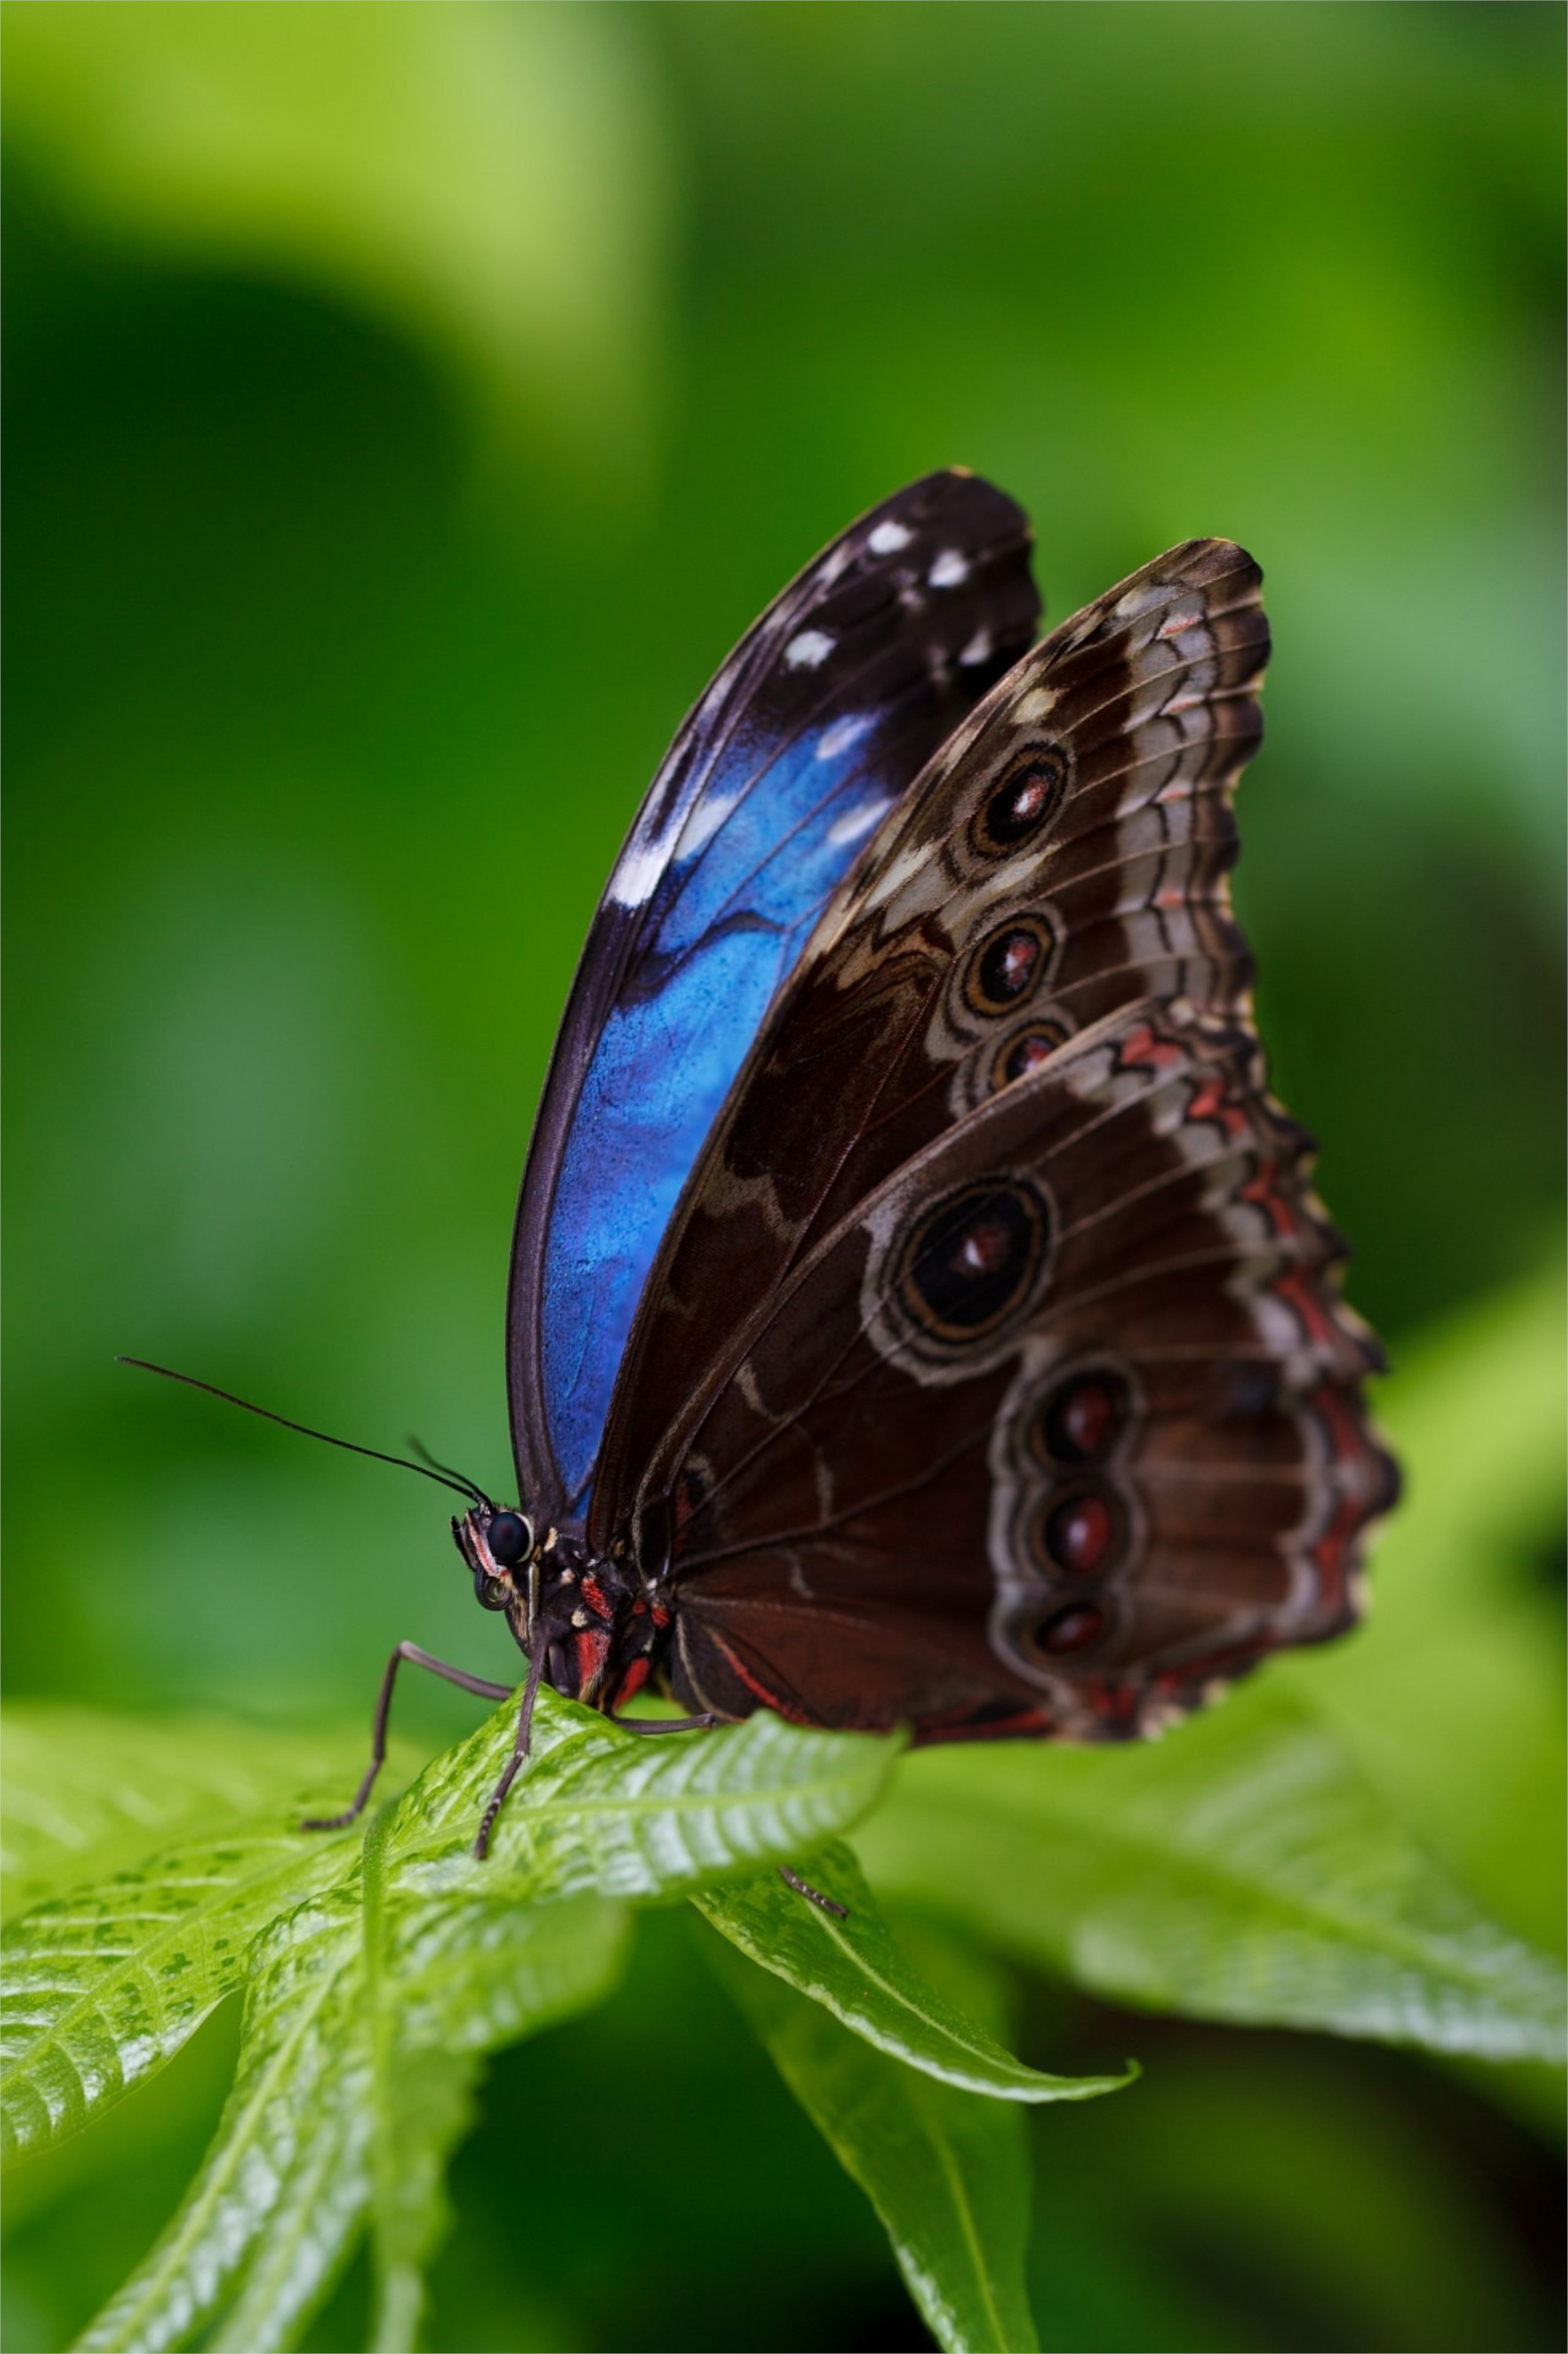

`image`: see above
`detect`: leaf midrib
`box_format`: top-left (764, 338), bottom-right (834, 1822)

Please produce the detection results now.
top-left (791, 1905), bottom-right (1069, 2095)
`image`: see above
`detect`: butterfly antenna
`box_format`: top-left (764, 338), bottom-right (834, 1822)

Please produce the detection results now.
top-left (115, 1357), bottom-right (492, 1506)
top-left (405, 1434), bottom-right (495, 1510)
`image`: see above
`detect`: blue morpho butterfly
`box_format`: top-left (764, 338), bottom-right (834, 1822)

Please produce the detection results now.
top-left (131, 471), bottom-right (1396, 1868)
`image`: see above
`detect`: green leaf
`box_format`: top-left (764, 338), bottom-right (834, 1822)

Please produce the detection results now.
top-left (385, 1687), bottom-right (906, 1901)
top-left (857, 1693), bottom-right (1566, 2063)
top-left (2, 1712), bottom-right (401, 2167)
top-left (0, 1704), bottom-right (378, 1924)
top-left (74, 1862), bottom-right (626, 2354)
top-left (711, 1929), bottom-right (1042, 2354)
top-left (50, 1691), bottom-right (899, 2349)
top-left (696, 1842), bottom-right (1131, 2104)
top-left (2, 1811), bottom-right (347, 2168)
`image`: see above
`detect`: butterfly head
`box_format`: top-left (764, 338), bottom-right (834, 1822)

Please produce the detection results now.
top-left (451, 1505), bottom-right (655, 1709)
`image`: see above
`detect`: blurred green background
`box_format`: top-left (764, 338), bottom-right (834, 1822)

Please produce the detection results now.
top-left (3, 5), bottom-right (1563, 2350)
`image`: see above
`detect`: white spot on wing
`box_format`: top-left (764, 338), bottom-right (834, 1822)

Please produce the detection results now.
top-left (816, 711), bottom-right (875, 761)
top-left (827, 795), bottom-right (891, 848)
top-left (929, 548), bottom-right (969, 588)
top-left (867, 520), bottom-right (913, 555)
top-left (959, 627), bottom-right (993, 666)
top-left (610, 838), bottom-right (670, 908)
top-left (1011, 685), bottom-right (1058, 724)
top-left (784, 628), bottom-right (835, 669)
top-left (679, 784), bottom-right (743, 856)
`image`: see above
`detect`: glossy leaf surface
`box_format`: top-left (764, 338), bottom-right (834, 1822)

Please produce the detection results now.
top-left (697, 1843), bottom-right (1131, 2103)
top-left (710, 1927), bottom-right (1044, 2354)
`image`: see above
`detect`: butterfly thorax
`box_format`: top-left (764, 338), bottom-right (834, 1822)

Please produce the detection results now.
top-left (451, 1505), bottom-right (668, 1712)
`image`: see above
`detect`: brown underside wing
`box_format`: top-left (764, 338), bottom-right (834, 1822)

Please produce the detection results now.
top-left (593, 539), bottom-right (1397, 1740)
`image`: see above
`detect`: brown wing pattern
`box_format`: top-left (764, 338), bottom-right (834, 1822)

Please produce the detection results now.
top-left (596, 538), bottom-right (1269, 1510)
top-left (593, 544), bottom-right (1396, 1739)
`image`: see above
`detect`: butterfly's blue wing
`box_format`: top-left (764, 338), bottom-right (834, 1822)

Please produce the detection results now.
top-left (508, 471), bottom-right (1040, 1517)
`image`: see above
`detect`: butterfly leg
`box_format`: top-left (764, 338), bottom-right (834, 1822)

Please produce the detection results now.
top-left (301, 1643), bottom-right (513, 1833)
top-left (777, 1864), bottom-right (850, 1921)
top-left (612, 1709), bottom-right (722, 1736)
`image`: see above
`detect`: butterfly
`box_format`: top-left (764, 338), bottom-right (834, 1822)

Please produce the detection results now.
top-left (303, 470), bottom-right (1398, 1855)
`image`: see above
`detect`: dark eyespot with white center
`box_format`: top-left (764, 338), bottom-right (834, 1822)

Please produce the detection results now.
top-left (971, 743), bottom-right (1070, 857)
top-left (989, 1019), bottom-right (1072, 1092)
top-left (962, 915), bottom-right (1055, 1017)
top-left (895, 1180), bottom-right (1051, 1343)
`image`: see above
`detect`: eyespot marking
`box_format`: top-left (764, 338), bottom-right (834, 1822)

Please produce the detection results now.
top-left (990, 1020), bottom-right (1072, 1091)
top-left (1032, 1487), bottom-right (1123, 1578)
top-left (1032, 1371), bottom-right (1131, 1467)
top-left (895, 1180), bottom-right (1051, 1343)
top-left (971, 743), bottom-right (1069, 856)
top-left (963, 916), bottom-right (1054, 1016)
top-left (1033, 1603), bottom-right (1107, 1657)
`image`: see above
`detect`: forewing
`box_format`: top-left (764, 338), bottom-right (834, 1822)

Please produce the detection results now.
top-left (508, 471), bottom-right (1038, 1514)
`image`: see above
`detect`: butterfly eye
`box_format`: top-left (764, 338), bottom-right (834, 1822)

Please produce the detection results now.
top-left (971, 743), bottom-right (1069, 856)
top-left (486, 1511), bottom-right (532, 1566)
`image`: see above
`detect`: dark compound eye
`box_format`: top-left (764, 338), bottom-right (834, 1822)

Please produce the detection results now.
top-left (486, 1510), bottom-right (532, 1565)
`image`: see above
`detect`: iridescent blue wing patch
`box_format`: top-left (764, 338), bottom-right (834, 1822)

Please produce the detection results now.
top-left (507, 470), bottom-right (1040, 1517)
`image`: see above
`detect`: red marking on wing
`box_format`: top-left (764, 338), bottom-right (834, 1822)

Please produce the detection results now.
top-left (1116, 1023), bottom-right (1187, 1075)
top-left (1271, 1264), bottom-right (1341, 1351)
top-left (915, 1702), bottom-right (1056, 1745)
top-left (1185, 1073), bottom-right (1250, 1143)
top-left (705, 1629), bottom-right (814, 1724)
top-left (1238, 1157), bottom-right (1294, 1238)
top-left (579, 1575), bottom-right (613, 1622)
top-left (1304, 1380), bottom-right (1388, 1610)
